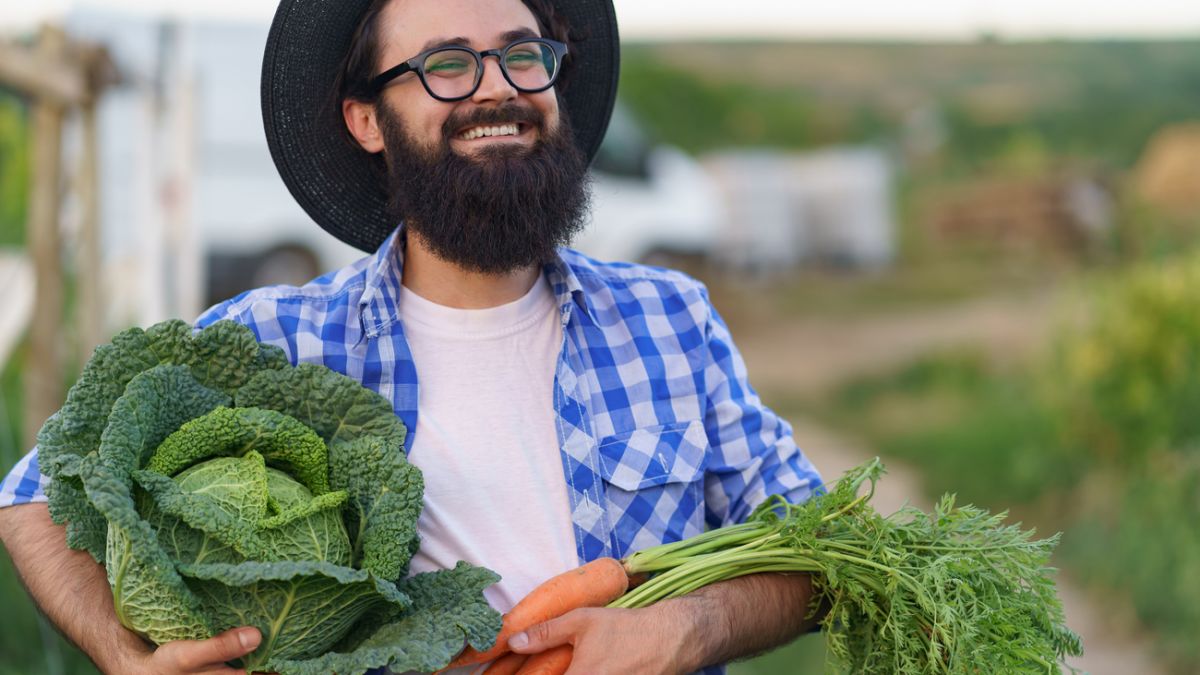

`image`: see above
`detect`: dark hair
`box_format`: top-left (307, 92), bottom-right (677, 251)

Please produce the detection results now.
top-left (329, 0), bottom-right (581, 180)
top-left (334, 0), bottom-right (577, 107)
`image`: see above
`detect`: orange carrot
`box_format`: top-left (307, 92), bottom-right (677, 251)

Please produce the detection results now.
top-left (482, 652), bottom-right (530, 675)
top-left (442, 557), bottom-right (628, 670)
top-left (514, 645), bottom-right (572, 675)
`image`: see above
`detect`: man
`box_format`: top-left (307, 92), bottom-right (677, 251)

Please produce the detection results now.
top-left (0, 0), bottom-right (823, 672)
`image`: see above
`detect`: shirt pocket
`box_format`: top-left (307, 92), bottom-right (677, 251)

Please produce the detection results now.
top-left (597, 420), bottom-right (708, 557)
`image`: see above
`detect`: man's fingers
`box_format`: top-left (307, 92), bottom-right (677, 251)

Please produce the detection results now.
top-left (161, 626), bottom-right (261, 672)
top-left (509, 609), bottom-right (587, 654)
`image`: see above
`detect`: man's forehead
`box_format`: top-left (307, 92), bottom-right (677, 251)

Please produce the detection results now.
top-left (379, 0), bottom-right (542, 58)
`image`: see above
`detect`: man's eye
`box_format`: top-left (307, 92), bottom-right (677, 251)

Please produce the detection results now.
top-left (505, 51), bottom-right (539, 68)
top-left (426, 59), bottom-right (471, 75)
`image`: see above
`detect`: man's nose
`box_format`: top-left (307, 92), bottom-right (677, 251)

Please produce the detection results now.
top-left (470, 56), bottom-right (518, 104)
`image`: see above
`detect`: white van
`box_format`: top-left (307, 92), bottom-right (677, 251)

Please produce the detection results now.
top-left (572, 103), bottom-right (724, 267)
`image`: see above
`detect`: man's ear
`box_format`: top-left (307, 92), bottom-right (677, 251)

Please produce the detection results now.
top-left (343, 98), bottom-right (385, 153)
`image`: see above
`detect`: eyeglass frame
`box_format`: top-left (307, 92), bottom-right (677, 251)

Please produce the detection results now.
top-left (367, 38), bottom-right (569, 102)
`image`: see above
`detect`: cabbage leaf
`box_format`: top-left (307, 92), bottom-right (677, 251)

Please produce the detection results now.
top-left (39, 320), bottom-right (501, 673)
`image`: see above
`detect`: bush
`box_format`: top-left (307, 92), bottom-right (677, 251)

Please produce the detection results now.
top-left (1048, 252), bottom-right (1200, 669)
top-left (0, 92), bottom-right (28, 246)
top-left (1051, 254), bottom-right (1200, 463)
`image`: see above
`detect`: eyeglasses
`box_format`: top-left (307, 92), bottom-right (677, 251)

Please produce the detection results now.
top-left (369, 38), bottom-right (568, 102)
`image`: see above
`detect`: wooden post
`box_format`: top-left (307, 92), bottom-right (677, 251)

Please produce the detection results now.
top-left (76, 97), bottom-right (102, 365)
top-left (23, 25), bottom-right (68, 448)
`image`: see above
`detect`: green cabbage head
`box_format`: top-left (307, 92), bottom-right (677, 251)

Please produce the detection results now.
top-left (36, 320), bottom-right (501, 674)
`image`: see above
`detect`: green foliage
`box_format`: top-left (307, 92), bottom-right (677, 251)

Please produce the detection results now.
top-left (0, 92), bottom-right (27, 246)
top-left (617, 460), bottom-right (1081, 673)
top-left (620, 40), bottom-right (1200, 171)
top-left (729, 634), bottom-right (826, 675)
top-left (619, 52), bottom-right (885, 154)
top-left (944, 41), bottom-right (1200, 170)
top-left (828, 352), bottom-right (1079, 505)
top-left (1065, 467), bottom-right (1200, 664)
top-left (1046, 254), bottom-right (1200, 668)
top-left (1051, 255), bottom-right (1200, 462)
top-left (33, 320), bottom-right (501, 674)
top-left (0, 345), bottom-right (100, 674)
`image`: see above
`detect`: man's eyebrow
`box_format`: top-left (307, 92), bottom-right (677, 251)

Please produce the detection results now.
top-left (417, 27), bottom-right (541, 53)
top-left (499, 27), bottom-right (541, 43)
top-left (419, 36), bottom-right (471, 52)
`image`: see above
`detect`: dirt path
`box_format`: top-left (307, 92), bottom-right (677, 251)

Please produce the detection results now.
top-left (727, 291), bottom-right (1167, 674)
top-left (734, 289), bottom-right (1076, 396)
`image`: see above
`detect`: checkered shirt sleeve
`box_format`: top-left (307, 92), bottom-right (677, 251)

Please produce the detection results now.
top-left (699, 289), bottom-right (823, 527)
top-left (0, 448), bottom-right (47, 506)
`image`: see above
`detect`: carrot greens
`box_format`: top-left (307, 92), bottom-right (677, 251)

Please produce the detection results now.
top-left (612, 459), bottom-right (1083, 673)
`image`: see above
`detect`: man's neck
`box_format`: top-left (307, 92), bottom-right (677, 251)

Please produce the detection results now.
top-left (399, 230), bottom-right (542, 309)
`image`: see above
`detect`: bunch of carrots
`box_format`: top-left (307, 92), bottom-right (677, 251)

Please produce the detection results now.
top-left (439, 557), bottom-right (630, 675)
top-left (442, 459), bottom-right (1081, 675)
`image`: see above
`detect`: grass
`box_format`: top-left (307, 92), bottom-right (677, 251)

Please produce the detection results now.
top-left (730, 633), bottom-right (826, 675)
top-left (814, 351), bottom-right (1081, 506)
top-left (0, 344), bottom-right (100, 675)
top-left (1063, 466), bottom-right (1200, 665)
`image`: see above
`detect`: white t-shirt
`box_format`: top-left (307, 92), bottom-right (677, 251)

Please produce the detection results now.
top-left (400, 276), bottom-right (580, 615)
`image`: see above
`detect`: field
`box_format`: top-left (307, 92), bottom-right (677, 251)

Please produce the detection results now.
top-left (4, 35), bottom-right (1200, 673)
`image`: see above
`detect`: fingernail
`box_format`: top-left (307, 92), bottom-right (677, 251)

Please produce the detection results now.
top-left (239, 628), bottom-right (260, 650)
top-left (509, 632), bottom-right (529, 649)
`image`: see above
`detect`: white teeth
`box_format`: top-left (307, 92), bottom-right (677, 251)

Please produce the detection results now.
top-left (460, 124), bottom-right (519, 140)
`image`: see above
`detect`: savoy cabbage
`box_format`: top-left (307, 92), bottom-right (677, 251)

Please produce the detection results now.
top-left (36, 319), bottom-right (501, 674)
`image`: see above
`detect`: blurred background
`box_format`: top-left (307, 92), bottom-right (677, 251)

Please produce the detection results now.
top-left (2, 1), bottom-right (1200, 673)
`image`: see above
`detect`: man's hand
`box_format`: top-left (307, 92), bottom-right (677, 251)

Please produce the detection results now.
top-left (507, 573), bottom-right (817, 674)
top-left (0, 503), bottom-right (265, 675)
top-left (130, 627), bottom-right (263, 675)
top-left (507, 605), bottom-right (695, 675)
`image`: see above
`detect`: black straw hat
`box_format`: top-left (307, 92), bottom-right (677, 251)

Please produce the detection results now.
top-left (261, 0), bottom-right (620, 253)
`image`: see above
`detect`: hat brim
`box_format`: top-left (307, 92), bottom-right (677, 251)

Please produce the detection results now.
top-left (261, 0), bottom-right (620, 254)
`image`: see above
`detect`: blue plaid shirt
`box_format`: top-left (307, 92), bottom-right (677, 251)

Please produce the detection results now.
top-left (2, 228), bottom-right (821, 671)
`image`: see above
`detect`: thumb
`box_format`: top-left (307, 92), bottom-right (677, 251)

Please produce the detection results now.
top-left (162, 626), bottom-right (262, 671)
top-left (508, 614), bottom-right (577, 654)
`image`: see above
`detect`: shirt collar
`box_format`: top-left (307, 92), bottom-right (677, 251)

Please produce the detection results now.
top-left (358, 226), bottom-right (597, 339)
top-left (542, 253), bottom-right (597, 326)
top-left (358, 227), bottom-right (406, 340)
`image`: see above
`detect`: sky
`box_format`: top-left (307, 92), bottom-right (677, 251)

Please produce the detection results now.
top-left (1, 0), bottom-right (1199, 40)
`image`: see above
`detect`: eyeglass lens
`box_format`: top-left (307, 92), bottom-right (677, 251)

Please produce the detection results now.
top-left (423, 40), bottom-right (558, 99)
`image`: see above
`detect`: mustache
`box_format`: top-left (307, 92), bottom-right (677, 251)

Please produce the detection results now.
top-left (380, 99), bottom-right (590, 274)
top-left (442, 103), bottom-right (545, 138)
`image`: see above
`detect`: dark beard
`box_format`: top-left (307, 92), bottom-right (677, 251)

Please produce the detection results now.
top-left (376, 99), bottom-right (591, 274)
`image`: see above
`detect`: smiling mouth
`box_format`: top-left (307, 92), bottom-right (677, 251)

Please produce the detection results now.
top-left (456, 123), bottom-right (527, 141)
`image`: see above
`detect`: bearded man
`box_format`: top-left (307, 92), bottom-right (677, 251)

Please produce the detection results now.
top-left (0, 0), bottom-right (823, 673)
